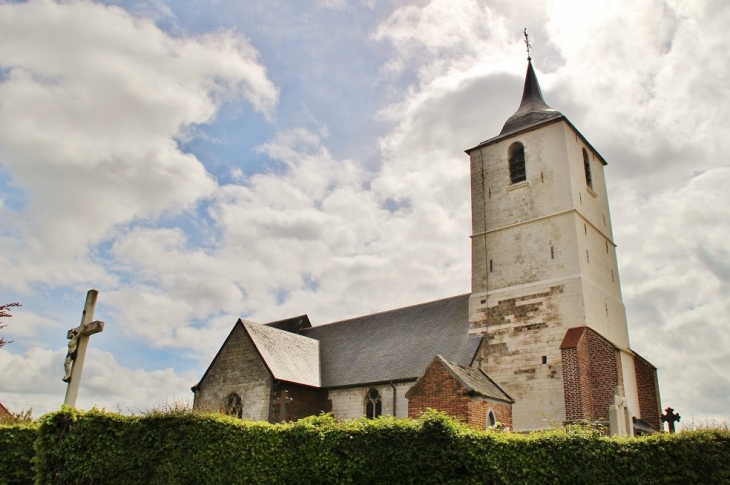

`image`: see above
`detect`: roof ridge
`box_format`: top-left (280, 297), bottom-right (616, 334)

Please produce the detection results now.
top-left (306, 293), bottom-right (470, 329)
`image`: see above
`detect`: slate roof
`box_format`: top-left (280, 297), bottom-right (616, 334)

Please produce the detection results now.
top-left (465, 59), bottom-right (608, 166)
top-left (498, 59), bottom-right (562, 137)
top-left (243, 320), bottom-right (321, 388)
top-left (264, 314), bottom-right (311, 333)
top-left (296, 294), bottom-right (481, 388)
top-left (436, 355), bottom-right (513, 403)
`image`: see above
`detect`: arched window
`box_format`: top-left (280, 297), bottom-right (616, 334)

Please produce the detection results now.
top-left (364, 388), bottom-right (382, 419)
top-left (487, 409), bottom-right (497, 427)
top-left (224, 392), bottom-right (243, 419)
top-left (582, 148), bottom-right (592, 188)
top-left (508, 142), bottom-right (526, 184)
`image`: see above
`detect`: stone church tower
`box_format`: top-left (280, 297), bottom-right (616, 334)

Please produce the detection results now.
top-left (466, 59), bottom-right (660, 431)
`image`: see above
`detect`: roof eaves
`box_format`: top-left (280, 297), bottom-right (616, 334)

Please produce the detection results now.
top-left (465, 115), bottom-right (565, 154)
top-left (327, 377), bottom-right (417, 392)
top-left (465, 116), bottom-right (608, 167)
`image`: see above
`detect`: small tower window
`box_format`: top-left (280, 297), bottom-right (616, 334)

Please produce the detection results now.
top-left (365, 388), bottom-right (382, 419)
top-left (583, 148), bottom-right (592, 188)
top-left (224, 393), bottom-right (243, 419)
top-left (508, 142), bottom-right (526, 184)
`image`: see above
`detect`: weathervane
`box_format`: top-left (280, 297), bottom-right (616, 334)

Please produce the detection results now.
top-left (524, 28), bottom-right (532, 61)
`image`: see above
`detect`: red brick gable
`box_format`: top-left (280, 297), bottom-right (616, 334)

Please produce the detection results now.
top-left (407, 356), bottom-right (512, 430)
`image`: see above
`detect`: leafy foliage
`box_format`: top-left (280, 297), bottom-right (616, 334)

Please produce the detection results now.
top-left (1, 408), bottom-right (728, 484)
top-left (0, 301), bottom-right (21, 348)
top-left (0, 421), bottom-right (38, 485)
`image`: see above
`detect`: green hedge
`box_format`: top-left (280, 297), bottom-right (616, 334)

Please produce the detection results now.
top-left (0, 423), bottom-right (38, 485)
top-left (3, 408), bottom-right (729, 484)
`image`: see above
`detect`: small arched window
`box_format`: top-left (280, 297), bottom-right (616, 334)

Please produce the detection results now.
top-left (364, 388), bottom-right (382, 419)
top-left (582, 148), bottom-right (592, 188)
top-left (224, 392), bottom-right (243, 419)
top-left (487, 409), bottom-right (497, 427)
top-left (508, 142), bottom-right (526, 184)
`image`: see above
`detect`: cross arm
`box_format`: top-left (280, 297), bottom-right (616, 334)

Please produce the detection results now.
top-left (67, 320), bottom-right (105, 339)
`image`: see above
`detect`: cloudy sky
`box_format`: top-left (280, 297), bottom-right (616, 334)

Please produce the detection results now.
top-left (0, 0), bottom-right (727, 427)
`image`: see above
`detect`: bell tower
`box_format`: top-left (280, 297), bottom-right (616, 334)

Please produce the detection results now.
top-left (465, 53), bottom-right (660, 431)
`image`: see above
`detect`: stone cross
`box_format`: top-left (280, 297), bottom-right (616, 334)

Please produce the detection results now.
top-left (274, 390), bottom-right (293, 422)
top-left (63, 289), bottom-right (104, 408)
top-left (661, 407), bottom-right (681, 433)
top-left (608, 386), bottom-right (634, 437)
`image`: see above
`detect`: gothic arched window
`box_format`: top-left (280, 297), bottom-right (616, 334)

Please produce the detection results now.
top-left (364, 388), bottom-right (382, 419)
top-left (508, 142), bottom-right (526, 184)
top-left (487, 409), bottom-right (497, 427)
top-left (583, 148), bottom-right (592, 188)
top-left (224, 392), bottom-right (243, 419)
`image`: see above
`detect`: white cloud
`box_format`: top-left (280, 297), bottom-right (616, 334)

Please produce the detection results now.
top-left (0, 0), bottom-right (278, 291)
top-left (0, 346), bottom-right (194, 413)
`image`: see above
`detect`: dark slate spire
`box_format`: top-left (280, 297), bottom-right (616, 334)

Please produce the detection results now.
top-left (499, 59), bottom-right (561, 136)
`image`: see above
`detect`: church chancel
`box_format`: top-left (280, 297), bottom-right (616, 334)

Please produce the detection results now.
top-left (193, 39), bottom-right (662, 433)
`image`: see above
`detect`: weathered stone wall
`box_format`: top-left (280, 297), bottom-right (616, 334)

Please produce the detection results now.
top-left (470, 279), bottom-right (580, 430)
top-left (271, 383), bottom-right (330, 422)
top-left (634, 353), bottom-right (662, 430)
top-left (193, 323), bottom-right (272, 421)
top-left (328, 382), bottom-right (411, 419)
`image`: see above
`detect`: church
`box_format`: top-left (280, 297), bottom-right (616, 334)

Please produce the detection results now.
top-left (192, 56), bottom-right (662, 433)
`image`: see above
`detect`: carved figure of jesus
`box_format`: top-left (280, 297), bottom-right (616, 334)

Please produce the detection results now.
top-left (62, 328), bottom-right (81, 382)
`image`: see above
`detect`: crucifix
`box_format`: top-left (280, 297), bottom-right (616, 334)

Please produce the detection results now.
top-left (523, 28), bottom-right (532, 61)
top-left (274, 390), bottom-right (294, 422)
top-left (661, 406), bottom-right (681, 433)
top-left (63, 289), bottom-right (105, 408)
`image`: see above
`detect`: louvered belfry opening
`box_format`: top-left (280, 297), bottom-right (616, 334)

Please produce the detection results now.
top-left (583, 148), bottom-right (592, 188)
top-left (508, 142), bottom-right (526, 184)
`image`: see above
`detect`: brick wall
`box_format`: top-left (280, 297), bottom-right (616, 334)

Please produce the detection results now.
top-left (561, 327), bottom-right (623, 422)
top-left (407, 359), bottom-right (512, 430)
top-left (408, 359), bottom-right (470, 420)
top-left (634, 353), bottom-right (662, 430)
top-left (467, 400), bottom-right (514, 430)
top-left (271, 383), bottom-right (330, 422)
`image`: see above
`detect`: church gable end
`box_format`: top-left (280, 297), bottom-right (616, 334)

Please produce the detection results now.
top-left (193, 320), bottom-right (273, 421)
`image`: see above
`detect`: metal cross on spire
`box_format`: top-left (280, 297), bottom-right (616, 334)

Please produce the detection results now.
top-left (524, 28), bottom-right (532, 61)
